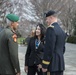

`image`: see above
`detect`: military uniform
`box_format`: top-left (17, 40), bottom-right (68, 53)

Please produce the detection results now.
top-left (42, 10), bottom-right (66, 75)
top-left (0, 14), bottom-right (20, 75)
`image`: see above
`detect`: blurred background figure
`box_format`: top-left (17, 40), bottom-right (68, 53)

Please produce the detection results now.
top-left (24, 28), bottom-right (36, 45)
top-left (31, 28), bottom-right (36, 37)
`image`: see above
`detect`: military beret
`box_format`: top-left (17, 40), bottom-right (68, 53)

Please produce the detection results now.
top-left (6, 14), bottom-right (19, 22)
top-left (45, 10), bottom-right (56, 17)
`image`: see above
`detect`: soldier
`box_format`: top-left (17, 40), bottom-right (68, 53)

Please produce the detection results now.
top-left (42, 10), bottom-right (66, 75)
top-left (0, 14), bottom-right (20, 75)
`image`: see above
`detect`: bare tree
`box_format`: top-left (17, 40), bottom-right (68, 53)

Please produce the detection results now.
top-left (1, 0), bottom-right (76, 36)
top-left (30, 0), bottom-right (76, 34)
top-left (0, 0), bottom-right (13, 27)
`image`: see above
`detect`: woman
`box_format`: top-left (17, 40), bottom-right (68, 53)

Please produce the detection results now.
top-left (31, 28), bottom-right (35, 37)
top-left (24, 23), bottom-right (46, 75)
top-left (25, 29), bottom-right (35, 45)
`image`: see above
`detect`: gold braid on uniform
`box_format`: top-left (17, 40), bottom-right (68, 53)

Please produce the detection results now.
top-left (42, 60), bottom-right (50, 65)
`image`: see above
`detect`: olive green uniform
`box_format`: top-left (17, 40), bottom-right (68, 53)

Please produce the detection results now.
top-left (0, 14), bottom-right (20, 75)
top-left (0, 27), bottom-right (20, 74)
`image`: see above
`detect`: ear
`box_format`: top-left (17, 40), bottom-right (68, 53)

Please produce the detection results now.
top-left (49, 16), bottom-right (52, 20)
top-left (11, 22), bottom-right (15, 26)
top-left (11, 22), bottom-right (13, 26)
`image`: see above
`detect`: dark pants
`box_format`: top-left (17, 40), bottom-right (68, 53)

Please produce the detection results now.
top-left (27, 65), bottom-right (43, 75)
top-left (50, 71), bottom-right (63, 75)
top-left (0, 74), bottom-right (16, 75)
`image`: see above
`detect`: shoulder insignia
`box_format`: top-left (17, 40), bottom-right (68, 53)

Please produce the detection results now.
top-left (12, 34), bottom-right (17, 42)
top-left (48, 25), bottom-right (54, 28)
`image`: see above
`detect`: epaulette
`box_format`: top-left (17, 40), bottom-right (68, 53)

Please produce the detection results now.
top-left (48, 25), bottom-right (54, 28)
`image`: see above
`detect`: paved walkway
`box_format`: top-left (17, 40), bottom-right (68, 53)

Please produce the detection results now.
top-left (18, 43), bottom-right (76, 75)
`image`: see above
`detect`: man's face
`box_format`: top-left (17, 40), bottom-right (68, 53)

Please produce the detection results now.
top-left (46, 16), bottom-right (53, 26)
top-left (12, 22), bottom-right (19, 30)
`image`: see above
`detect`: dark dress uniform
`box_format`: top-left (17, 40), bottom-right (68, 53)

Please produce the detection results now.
top-left (25, 37), bottom-right (44, 75)
top-left (42, 22), bottom-right (66, 75)
top-left (0, 14), bottom-right (20, 75)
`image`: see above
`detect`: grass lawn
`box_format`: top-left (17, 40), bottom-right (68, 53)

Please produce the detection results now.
top-left (17, 37), bottom-right (25, 44)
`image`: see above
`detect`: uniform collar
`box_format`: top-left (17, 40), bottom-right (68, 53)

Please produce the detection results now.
top-left (50, 22), bottom-right (57, 26)
top-left (8, 26), bottom-right (16, 34)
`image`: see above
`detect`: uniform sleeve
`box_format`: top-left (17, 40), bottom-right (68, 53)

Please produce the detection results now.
top-left (42, 27), bottom-right (56, 69)
top-left (25, 38), bottom-right (31, 66)
top-left (8, 34), bottom-right (20, 73)
top-left (63, 46), bottom-right (65, 54)
top-left (63, 34), bottom-right (66, 54)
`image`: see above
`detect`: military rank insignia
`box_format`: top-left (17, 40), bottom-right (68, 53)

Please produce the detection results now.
top-left (12, 34), bottom-right (17, 42)
top-left (48, 25), bottom-right (54, 28)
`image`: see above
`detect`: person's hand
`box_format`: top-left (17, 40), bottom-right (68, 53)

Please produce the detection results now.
top-left (24, 66), bottom-right (28, 73)
top-left (42, 68), bottom-right (47, 72)
top-left (37, 64), bottom-right (42, 69)
top-left (16, 73), bottom-right (21, 75)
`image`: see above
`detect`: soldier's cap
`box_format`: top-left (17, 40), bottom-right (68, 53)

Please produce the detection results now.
top-left (45, 10), bottom-right (56, 17)
top-left (6, 14), bottom-right (19, 22)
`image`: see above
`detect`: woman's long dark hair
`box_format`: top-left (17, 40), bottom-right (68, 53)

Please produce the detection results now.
top-left (34, 23), bottom-right (46, 42)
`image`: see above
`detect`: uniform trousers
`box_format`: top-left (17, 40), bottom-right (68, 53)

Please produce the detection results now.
top-left (50, 71), bottom-right (63, 75)
top-left (0, 74), bottom-right (16, 75)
